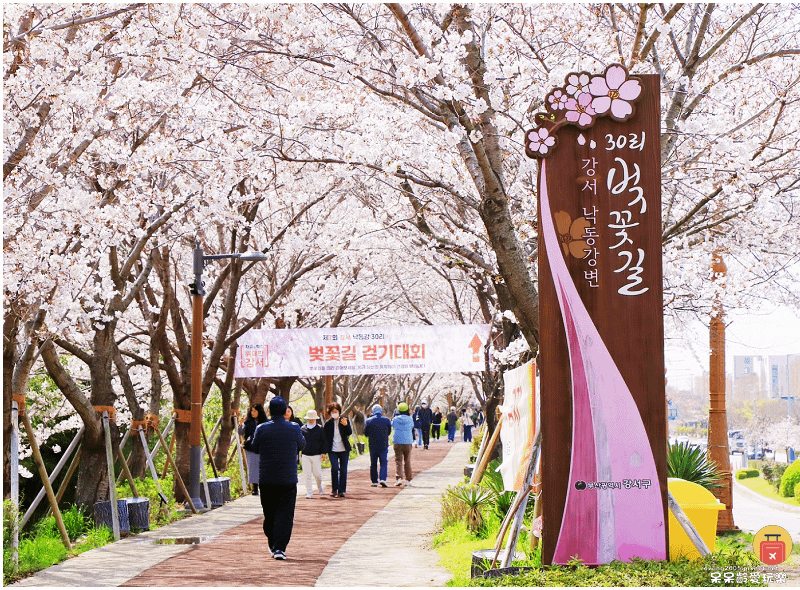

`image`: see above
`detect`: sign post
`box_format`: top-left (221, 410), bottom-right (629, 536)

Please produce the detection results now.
top-left (525, 65), bottom-right (668, 565)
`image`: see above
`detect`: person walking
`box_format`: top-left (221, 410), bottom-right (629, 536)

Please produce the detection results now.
top-left (286, 405), bottom-right (303, 427)
top-left (323, 402), bottom-right (352, 498)
top-left (239, 403), bottom-right (267, 495)
top-left (418, 400), bottom-right (433, 449)
top-left (300, 410), bottom-right (325, 498)
top-left (363, 404), bottom-right (392, 487)
top-left (412, 405), bottom-right (423, 448)
top-left (462, 408), bottom-right (475, 443)
top-left (251, 396), bottom-right (305, 561)
top-left (431, 406), bottom-right (443, 441)
top-left (391, 402), bottom-right (414, 486)
top-left (286, 405), bottom-right (303, 468)
top-left (446, 406), bottom-right (458, 442)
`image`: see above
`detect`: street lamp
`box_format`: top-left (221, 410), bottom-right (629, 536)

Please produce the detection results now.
top-left (188, 241), bottom-right (269, 508)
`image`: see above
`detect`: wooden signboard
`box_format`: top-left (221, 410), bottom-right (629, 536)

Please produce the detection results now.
top-left (525, 65), bottom-right (667, 565)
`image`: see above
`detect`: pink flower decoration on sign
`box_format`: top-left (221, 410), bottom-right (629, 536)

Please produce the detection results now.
top-left (565, 92), bottom-right (596, 127)
top-left (547, 89), bottom-right (569, 110)
top-left (528, 127), bottom-right (555, 155)
top-left (588, 65), bottom-right (641, 120)
top-left (523, 64), bottom-right (642, 159)
top-left (566, 73), bottom-right (590, 97)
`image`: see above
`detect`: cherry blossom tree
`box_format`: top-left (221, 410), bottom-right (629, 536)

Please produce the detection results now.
top-left (5, 3), bottom-right (800, 507)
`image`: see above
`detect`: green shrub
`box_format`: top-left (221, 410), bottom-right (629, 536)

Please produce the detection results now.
top-left (440, 485), bottom-right (471, 528)
top-left (795, 482), bottom-right (800, 502)
top-left (61, 505), bottom-right (89, 540)
top-left (762, 461), bottom-right (788, 492)
top-left (735, 469), bottom-right (759, 480)
top-left (779, 459), bottom-right (800, 497)
top-left (479, 460), bottom-right (514, 520)
top-left (667, 442), bottom-right (724, 489)
top-left (446, 484), bottom-right (494, 536)
top-left (471, 429), bottom-right (484, 456)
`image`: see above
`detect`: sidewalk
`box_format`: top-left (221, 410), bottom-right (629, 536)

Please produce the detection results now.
top-left (12, 439), bottom-right (467, 587)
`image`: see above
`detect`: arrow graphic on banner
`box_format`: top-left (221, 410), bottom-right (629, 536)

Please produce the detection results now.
top-left (468, 334), bottom-right (483, 362)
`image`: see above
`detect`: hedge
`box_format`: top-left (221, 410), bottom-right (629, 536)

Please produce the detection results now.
top-left (779, 460), bottom-right (800, 497)
top-left (735, 469), bottom-right (759, 480)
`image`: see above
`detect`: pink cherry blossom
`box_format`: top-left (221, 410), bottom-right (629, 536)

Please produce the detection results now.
top-left (588, 65), bottom-right (642, 119)
top-left (528, 127), bottom-right (556, 155)
top-left (564, 92), bottom-right (596, 127)
top-left (547, 89), bottom-right (569, 110)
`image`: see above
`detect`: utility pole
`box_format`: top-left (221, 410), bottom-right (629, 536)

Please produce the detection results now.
top-left (707, 250), bottom-right (737, 532)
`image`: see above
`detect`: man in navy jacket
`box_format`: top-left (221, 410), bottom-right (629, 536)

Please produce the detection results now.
top-left (418, 400), bottom-right (434, 449)
top-left (251, 396), bottom-right (305, 560)
top-left (364, 404), bottom-right (392, 487)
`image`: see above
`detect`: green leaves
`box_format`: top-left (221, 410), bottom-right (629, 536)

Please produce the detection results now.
top-left (667, 442), bottom-right (725, 489)
top-left (446, 484), bottom-right (495, 534)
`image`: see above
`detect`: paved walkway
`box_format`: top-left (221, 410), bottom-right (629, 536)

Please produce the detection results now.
top-left (12, 439), bottom-right (468, 587)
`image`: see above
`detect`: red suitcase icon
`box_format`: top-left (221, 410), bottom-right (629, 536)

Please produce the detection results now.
top-left (760, 534), bottom-right (786, 565)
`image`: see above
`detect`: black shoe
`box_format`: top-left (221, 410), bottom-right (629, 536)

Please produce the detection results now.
top-left (338, 493), bottom-right (345, 498)
top-left (273, 550), bottom-right (286, 560)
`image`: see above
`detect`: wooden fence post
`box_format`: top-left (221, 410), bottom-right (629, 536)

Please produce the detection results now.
top-left (470, 416), bottom-right (504, 485)
top-left (102, 412), bottom-right (121, 541)
top-left (20, 405), bottom-right (71, 549)
top-left (20, 426), bottom-right (84, 528)
top-left (152, 424), bottom-right (197, 513)
top-left (10, 401), bottom-right (20, 572)
top-left (137, 426), bottom-right (169, 506)
top-left (668, 491), bottom-right (711, 556)
top-left (232, 413), bottom-right (247, 493)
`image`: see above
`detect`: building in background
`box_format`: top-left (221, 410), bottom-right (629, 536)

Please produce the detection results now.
top-left (733, 356), bottom-right (769, 401)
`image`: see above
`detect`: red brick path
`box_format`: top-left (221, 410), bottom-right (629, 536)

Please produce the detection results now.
top-left (123, 442), bottom-right (454, 586)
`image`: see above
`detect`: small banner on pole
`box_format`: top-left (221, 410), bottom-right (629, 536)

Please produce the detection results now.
top-left (499, 360), bottom-right (537, 491)
top-left (234, 324), bottom-right (491, 378)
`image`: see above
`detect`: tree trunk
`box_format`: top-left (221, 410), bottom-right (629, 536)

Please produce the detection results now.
top-left (76, 325), bottom-right (121, 507)
top-left (214, 417), bottom-right (234, 474)
top-left (173, 421), bottom-right (191, 503)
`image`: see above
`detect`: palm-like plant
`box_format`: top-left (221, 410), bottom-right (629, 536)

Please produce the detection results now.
top-left (480, 460), bottom-right (515, 519)
top-left (667, 442), bottom-right (725, 489)
top-left (446, 485), bottom-right (494, 533)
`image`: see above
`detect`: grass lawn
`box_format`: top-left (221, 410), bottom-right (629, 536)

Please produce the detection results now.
top-left (738, 475), bottom-right (800, 506)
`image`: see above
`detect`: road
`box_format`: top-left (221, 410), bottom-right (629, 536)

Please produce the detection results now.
top-left (732, 480), bottom-right (800, 545)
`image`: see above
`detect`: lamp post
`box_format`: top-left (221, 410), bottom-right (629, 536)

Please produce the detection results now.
top-left (188, 241), bottom-right (268, 508)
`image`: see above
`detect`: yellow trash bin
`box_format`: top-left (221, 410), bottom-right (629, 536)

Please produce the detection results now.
top-left (668, 477), bottom-right (726, 561)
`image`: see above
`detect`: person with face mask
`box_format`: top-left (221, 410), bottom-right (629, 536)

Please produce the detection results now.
top-left (323, 402), bottom-right (352, 498)
top-left (300, 409), bottom-right (325, 498)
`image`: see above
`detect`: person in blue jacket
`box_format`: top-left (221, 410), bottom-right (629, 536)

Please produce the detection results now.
top-left (391, 402), bottom-right (414, 486)
top-left (364, 404), bottom-right (392, 487)
top-left (251, 396), bottom-right (305, 561)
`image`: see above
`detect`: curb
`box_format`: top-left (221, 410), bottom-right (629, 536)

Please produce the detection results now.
top-left (733, 479), bottom-right (800, 514)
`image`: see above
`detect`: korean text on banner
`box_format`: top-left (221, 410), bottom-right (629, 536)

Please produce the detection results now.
top-left (234, 324), bottom-right (491, 378)
top-left (499, 360), bottom-right (537, 491)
